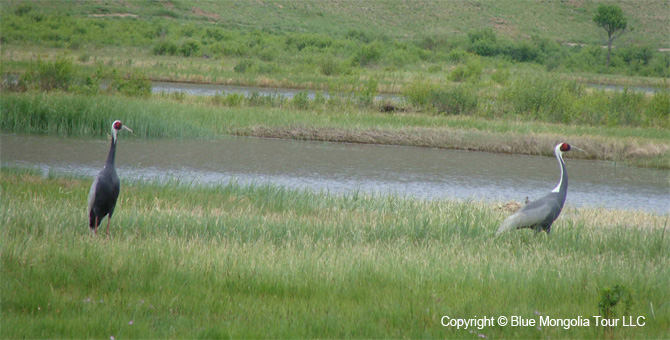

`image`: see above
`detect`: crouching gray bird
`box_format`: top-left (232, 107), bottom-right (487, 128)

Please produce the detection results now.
top-left (88, 120), bottom-right (132, 236)
top-left (496, 142), bottom-right (583, 235)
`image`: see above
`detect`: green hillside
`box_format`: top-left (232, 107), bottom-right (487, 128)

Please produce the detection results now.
top-left (6, 0), bottom-right (669, 47)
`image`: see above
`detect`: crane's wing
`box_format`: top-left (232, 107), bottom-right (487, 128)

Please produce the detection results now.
top-left (87, 176), bottom-right (99, 216)
top-left (496, 196), bottom-right (559, 235)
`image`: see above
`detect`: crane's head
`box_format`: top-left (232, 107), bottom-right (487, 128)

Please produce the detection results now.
top-left (556, 142), bottom-right (585, 157)
top-left (111, 120), bottom-right (133, 143)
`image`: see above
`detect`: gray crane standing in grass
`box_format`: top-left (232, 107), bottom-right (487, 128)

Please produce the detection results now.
top-left (88, 120), bottom-right (132, 236)
top-left (496, 142), bottom-right (583, 235)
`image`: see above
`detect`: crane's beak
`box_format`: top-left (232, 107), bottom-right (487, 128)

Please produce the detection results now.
top-left (122, 125), bottom-right (133, 133)
top-left (571, 145), bottom-right (588, 155)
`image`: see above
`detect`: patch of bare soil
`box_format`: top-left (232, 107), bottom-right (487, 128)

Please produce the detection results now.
top-left (88, 13), bottom-right (138, 18)
top-left (191, 7), bottom-right (220, 20)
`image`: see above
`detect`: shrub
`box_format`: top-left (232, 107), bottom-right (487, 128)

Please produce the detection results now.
top-left (358, 78), bottom-right (378, 107)
top-left (205, 28), bottom-right (224, 41)
top-left (449, 57), bottom-right (483, 82)
top-left (320, 56), bottom-right (341, 76)
top-left (429, 85), bottom-right (478, 115)
top-left (287, 33), bottom-right (333, 51)
top-left (14, 3), bottom-right (32, 16)
top-left (490, 66), bottom-right (510, 85)
top-left (72, 69), bottom-right (102, 95)
top-left (506, 41), bottom-right (540, 62)
top-left (467, 28), bottom-right (499, 57)
top-left (345, 29), bottom-right (372, 43)
top-left (598, 285), bottom-right (632, 336)
top-left (644, 90), bottom-right (670, 128)
top-left (179, 40), bottom-right (201, 57)
top-left (152, 40), bottom-right (178, 56)
top-left (212, 93), bottom-right (244, 107)
top-left (609, 89), bottom-right (646, 126)
top-left (292, 91), bottom-right (310, 110)
top-left (402, 79), bottom-right (437, 108)
top-left (353, 41), bottom-right (382, 67)
top-left (109, 72), bottom-right (152, 97)
top-left (502, 75), bottom-right (581, 123)
top-left (447, 47), bottom-right (469, 63)
top-left (233, 59), bottom-right (255, 73)
top-left (27, 57), bottom-right (75, 91)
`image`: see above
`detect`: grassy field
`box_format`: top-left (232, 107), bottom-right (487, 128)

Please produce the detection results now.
top-left (2, 0), bottom-right (669, 91)
top-left (3, 0), bottom-right (669, 46)
top-left (2, 168), bottom-right (668, 338)
top-left (3, 91), bottom-right (670, 169)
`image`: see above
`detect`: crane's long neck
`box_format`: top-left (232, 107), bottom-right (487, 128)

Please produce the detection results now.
top-left (105, 136), bottom-right (117, 168)
top-left (551, 147), bottom-right (568, 199)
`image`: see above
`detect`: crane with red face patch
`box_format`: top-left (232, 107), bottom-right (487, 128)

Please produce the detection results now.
top-left (496, 142), bottom-right (583, 235)
top-left (87, 120), bottom-right (132, 236)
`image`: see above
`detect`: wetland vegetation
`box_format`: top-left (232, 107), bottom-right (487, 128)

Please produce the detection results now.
top-left (2, 168), bottom-right (669, 338)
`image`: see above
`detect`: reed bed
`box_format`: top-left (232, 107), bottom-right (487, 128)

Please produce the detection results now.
top-left (1, 168), bottom-right (668, 338)
top-left (2, 92), bottom-right (669, 169)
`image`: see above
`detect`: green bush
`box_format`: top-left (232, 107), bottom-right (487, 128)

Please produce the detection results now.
top-left (108, 72), bottom-right (152, 97)
top-left (502, 75), bottom-right (581, 123)
top-left (320, 56), bottom-right (341, 76)
top-left (14, 3), bottom-right (32, 16)
top-left (429, 85), bottom-right (478, 115)
top-left (490, 66), bottom-right (510, 85)
top-left (353, 41), bottom-right (382, 67)
top-left (447, 47), bottom-right (469, 63)
top-left (402, 78), bottom-right (437, 108)
top-left (358, 78), bottom-right (378, 107)
top-left (449, 57), bottom-right (483, 82)
top-left (292, 91), bottom-right (310, 110)
top-left (25, 57), bottom-right (75, 91)
top-left (467, 28), bottom-right (499, 57)
top-left (644, 90), bottom-right (670, 128)
top-left (179, 40), bottom-right (201, 57)
top-left (212, 92), bottom-right (245, 107)
top-left (72, 69), bottom-right (102, 95)
top-left (505, 41), bottom-right (540, 62)
top-left (233, 59), bottom-right (256, 73)
top-left (287, 33), bottom-right (333, 51)
top-left (152, 40), bottom-right (178, 56)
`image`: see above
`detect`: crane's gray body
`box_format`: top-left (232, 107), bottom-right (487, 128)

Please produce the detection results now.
top-left (88, 137), bottom-right (121, 229)
top-left (496, 144), bottom-right (569, 235)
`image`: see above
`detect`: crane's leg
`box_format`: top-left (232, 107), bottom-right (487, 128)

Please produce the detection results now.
top-left (106, 217), bottom-right (111, 238)
top-left (93, 216), bottom-right (99, 236)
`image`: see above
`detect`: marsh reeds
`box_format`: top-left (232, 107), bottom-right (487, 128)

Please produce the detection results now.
top-left (3, 92), bottom-right (669, 168)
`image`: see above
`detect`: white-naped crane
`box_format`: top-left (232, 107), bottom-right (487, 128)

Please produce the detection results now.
top-left (88, 120), bottom-right (132, 236)
top-left (496, 142), bottom-right (583, 235)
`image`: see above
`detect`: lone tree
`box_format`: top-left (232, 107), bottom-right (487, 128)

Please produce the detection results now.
top-left (593, 4), bottom-right (628, 69)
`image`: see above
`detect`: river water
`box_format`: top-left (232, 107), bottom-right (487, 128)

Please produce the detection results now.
top-left (151, 81), bottom-right (400, 101)
top-left (150, 81), bottom-right (664, 99)
top-left (2, 134), bottom-right (668, 213)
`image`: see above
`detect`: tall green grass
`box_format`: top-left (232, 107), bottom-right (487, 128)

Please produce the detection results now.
top-left (7, 57), bottom-right (668, 130)
top-left (2, 168), bottom-right (668, 338)
top-left (2, 91), bottom-right (669, 168)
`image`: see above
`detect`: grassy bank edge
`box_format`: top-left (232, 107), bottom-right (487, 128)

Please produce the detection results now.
top-left (2, 91), bottom-right (669, 169)
top-left (232, 125), bottom-right (670, 170)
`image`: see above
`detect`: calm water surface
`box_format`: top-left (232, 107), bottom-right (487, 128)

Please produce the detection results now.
top-left (150, 81), bottom-right (665, 98)
top-left (152, 81), bottom-right (400, 101)
top-left (2, 134), bottom-right (668, 213)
